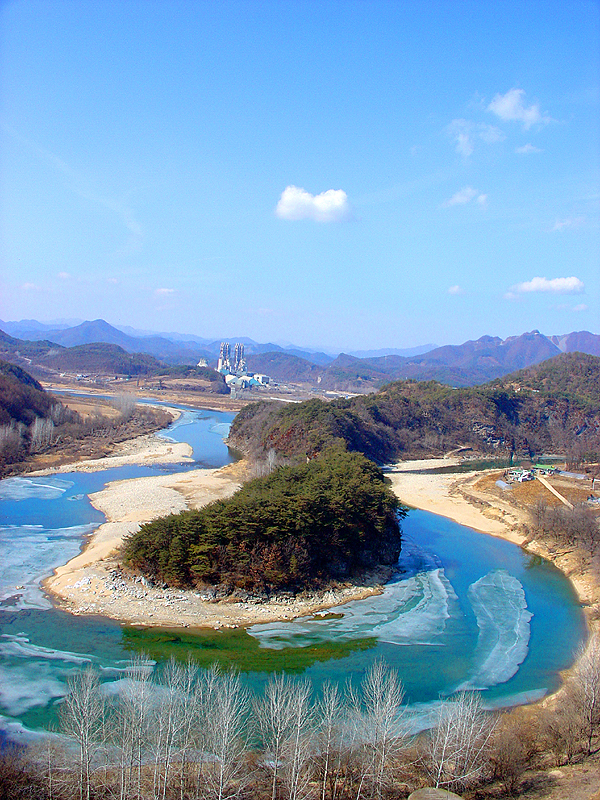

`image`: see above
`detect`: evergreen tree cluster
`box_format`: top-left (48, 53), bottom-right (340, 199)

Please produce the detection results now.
top-left (123, 449), bottom-right (405, 592)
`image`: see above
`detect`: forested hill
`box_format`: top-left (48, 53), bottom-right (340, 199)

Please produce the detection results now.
top-left (497, 352), bottom-right (600, 410)
top-left (0, 359), bottom-right (56, 428)
top-left (228, 352), bottom-right (600, 464)
top-left (0, 359), bottom-right (175, 477)
top-left (123, 449), bottom-right (405, 592)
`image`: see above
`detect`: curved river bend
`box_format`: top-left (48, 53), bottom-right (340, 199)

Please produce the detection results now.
top-left (0, 406), bottom-right (587, 739)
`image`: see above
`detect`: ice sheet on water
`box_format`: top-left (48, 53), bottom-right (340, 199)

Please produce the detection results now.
top-left (249, 535), bottom-right (459, 649)
top-left (483, 687), bottom-right (547, 709)
top-left (0, 522), bottom-right (98, 608)
top-left (459, 570), bottom-right (532, 690)
top-left (156, 410), bottom-right (196, 442)
top-left (99, 659), bottom-right (156, 678)
top-left (0, 664), bottom-right (67, 716)
top-left (402, 684), bottom-right (547, 735)
top-left (0, 634), bottom-right (93, 664)
top-left (0, 714), bottom-right (50, 744)
top-left (209, 422), bottom-right (231, 436)
top-left (0, 475), bottom-right (74, 501)
top-left (163, 410), bottom-right (197, 430)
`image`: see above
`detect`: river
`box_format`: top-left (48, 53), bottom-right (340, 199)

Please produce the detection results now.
top-left (0, 405), bottom-right (587, 740)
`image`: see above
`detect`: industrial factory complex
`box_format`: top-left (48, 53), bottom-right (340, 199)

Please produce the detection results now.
top-left (215, 342), bottom-right (271, 390)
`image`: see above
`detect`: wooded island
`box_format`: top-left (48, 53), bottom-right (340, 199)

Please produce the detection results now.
top-left (123, 448), bottom-right (405, 592)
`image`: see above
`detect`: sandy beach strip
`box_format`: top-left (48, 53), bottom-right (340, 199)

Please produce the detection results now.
top-left (386, 458), bottom-right (526, 544)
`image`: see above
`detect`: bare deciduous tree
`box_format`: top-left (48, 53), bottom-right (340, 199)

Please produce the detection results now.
top-left (573, 634), bottom-right (600, 755)
top-left (197, 666), bottom-right (251, 800)
top-left (316, 681), bottom-right (346, 800)
top-left (58, 665), bottom-right (105, 800)
top-left (29, 417), bottom-right (55, 452)
top-left (349, 659), bottom-right (408, 800)
top-left (423, 692), bottom-right (496, 790)
top-left (151, 659), bottom-right (191, 800)
top-left (112, 655), bottom-right (154, 800)
top-left (540, 692), bottom-right (584, 765)
top-left (256, 673), bottom-right (315, 800)
top-left (113, 393), bottom-right (137, 420)
top-left (489, 708), bottom-right (539, 794)
top-left (281, 679), bottom-right (314, 800)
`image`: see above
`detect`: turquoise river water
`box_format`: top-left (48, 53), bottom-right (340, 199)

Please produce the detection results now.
top-left (0, 404), bottom-right (588, 740)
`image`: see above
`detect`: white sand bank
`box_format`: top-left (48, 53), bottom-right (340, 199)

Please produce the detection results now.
top-left (386, 459), bottom-right (525, 544)
top-left (30, 431), bottom-right (194, 475)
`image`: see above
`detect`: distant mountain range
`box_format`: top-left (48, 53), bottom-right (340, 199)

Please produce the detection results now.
top-left (0, 318), bottom-right (599, 389)
top-left (0, 318), bottom-right (336, 367)
top-left (247, 329), bottom-right (600, 389)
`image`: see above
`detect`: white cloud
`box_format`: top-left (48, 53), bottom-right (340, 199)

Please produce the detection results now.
top-left (448, 285), bottom-right (464, 295)
top-left (515, 143), bottom-right (542, 154)
top-left (275, 185), bottom-right (351, 222)
top-left (551, 217), bottom-right (585, 231)
top-left (488, 89), bottom-right (550, 129)
top-left (442, 186), bottom-right (477, 206)
top-left (57, 271), bottom-right (71, 280)
top-left (447, 119), bottom-right (504, 157)
top-left (573, 304), bottom-right (588, 312)
top-left (441, 186), bottom-right (488, 208)
top-left (478, 126), bottom-right (505, 144)
top-left (154, 288), bottom-right (175, 296)
top-left (21, 283), bottom-right (40, 292)
top-left (512, 276), bottom-right (585, 294)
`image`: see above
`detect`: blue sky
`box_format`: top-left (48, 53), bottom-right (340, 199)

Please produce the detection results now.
top-left (1, 0), bottom-right (599, 351)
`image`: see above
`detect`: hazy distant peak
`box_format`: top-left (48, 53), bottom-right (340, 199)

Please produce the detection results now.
top-left (348, 344), bottom-right (438, 358)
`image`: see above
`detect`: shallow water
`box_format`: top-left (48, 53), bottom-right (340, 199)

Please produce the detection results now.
top-left (0, 404), bottom-right (588, 739)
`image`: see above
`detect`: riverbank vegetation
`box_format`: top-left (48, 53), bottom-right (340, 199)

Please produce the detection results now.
top-left (527, 500), bottom-right (600, 579)
top-left (0, 359), bottom-right (173, 476)
top-left (123, 449), bottom-right (405, 592)
top-left (228, 353), bottom-right (600, 467)
top-left (3, 644), bottom-right (599, 800)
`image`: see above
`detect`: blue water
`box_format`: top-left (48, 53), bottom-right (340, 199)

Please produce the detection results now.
top-left (247, 511), bottom-right (585, 708)
top-left (0, 402), bottom-right (588, 739)
top-left (157, 407), bottom-right (236, 464)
